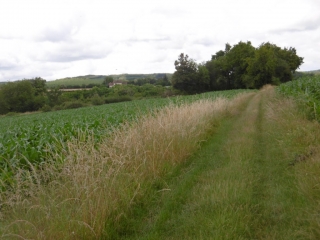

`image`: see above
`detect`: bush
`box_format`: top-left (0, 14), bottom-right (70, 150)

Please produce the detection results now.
top-left (62, 101), bottom-right (86, 109)
top-left (5, 112), bottom-right (18, 117)
top-left (91, 94), bottom-right (105, 106)
top-left (105, 96), bottom-right (132, 104)
top-left (40, 104), bottom-right (52, 112)
top-left (52, 105), bottom-right (64, 111)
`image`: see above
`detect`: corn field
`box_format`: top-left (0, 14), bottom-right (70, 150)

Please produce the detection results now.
top-left (277, 75), bottom-right (320, 120)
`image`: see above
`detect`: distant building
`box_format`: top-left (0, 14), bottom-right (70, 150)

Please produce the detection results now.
top-left (109, 80), bottom-right (127, 88)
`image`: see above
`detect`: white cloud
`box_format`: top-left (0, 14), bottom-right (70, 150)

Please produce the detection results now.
top-left (0, 0), bottom-right (319, 81)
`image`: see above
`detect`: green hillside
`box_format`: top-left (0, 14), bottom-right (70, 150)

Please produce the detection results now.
top-left (46, 73), bottom-right (172, 88)
top-left (305, 69), bottom-right (320, 75)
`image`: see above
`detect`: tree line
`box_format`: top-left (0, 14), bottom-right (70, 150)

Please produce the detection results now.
top-left (0, 77), bottom-right (177, 115)
top-left (171, 41), bottom-right (304, 93)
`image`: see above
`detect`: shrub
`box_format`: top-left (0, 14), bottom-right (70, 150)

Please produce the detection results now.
top-left (105, 96), bottom-right (132, 104)
top-left (62, 101), bottom-right (86, 109)
top-left (91, 94), bottom-right (105, 106)
top-left (5, 112), bottom-right (18, 117)
top-left (40, 104), bottom-right (52, 112)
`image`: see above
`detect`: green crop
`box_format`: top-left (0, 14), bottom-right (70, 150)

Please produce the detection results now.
top-left (277, 75), bottom-right (320, 120)
top-left (0, 90), bottom-right (247, 189)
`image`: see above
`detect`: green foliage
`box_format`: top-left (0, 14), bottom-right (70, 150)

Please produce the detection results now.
top-left (46, 87), bottom-right (62, 107)
top-left (29, 77), bottom-right (47, 95)
top-left (46, 75), bottom-right (106, 88)
top-left (0, 78), bottom-right (47, 114)
top-left (46, 74), bottom-right (173, 88)
top-left (0, 90), bottom-right (248, 189)
top-left (245, 43), bottom-right (303, 88)
top-left (172, 53), bottom-right (209, 94)
top-left (0, 81), bottom-right (35, 113)
top-left (91, 93), bottom-right (105, 105)
top-left (105, 96), bottom-right (132, 104)
top-left (40, 104), bottom-right (52, 112)
top-left (277, 75), bottom-right (320, 120)
top-left (226, 41), bottom-right (255, 88)
top-left (174, 41), bottom-right (303, 92)
top-left (157, 75), bottom-right (171, 86)
top-left (62, 100), bottom-right (87, 109)
top-left (103, 76), bottom-right (114, 86)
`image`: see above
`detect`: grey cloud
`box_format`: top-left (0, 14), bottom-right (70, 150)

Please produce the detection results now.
top-left (36, 15), bottom-right (84, 43)
top-left (271, 16), bottom-right (320, 34)
top-left (42, 43), bottom-right (112, 63)
top-left (0, 59), bottom-right (18, 71)
top-left (0, 64), bottom-right (16, 71)
top-left (192, 37), bottom-right (217, 47)
top-left (128, 37), bottom-right (171, 43)
top-left (153, 36), bottom-right (186, 50)
top-left (37, 25), bottom-right (79, 43)
top-left (150, 54), bottom-right (168, 63)
top-left (0, 71), bottom-right (33, 81)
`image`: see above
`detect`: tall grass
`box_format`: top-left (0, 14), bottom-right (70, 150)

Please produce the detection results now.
top-left (269, 92), bottom-right (320, 239)
top-left (0, 93), bottom-right (250, 239)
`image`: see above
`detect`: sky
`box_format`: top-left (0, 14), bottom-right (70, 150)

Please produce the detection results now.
top-left (0, 0), bottom-right (319, 82)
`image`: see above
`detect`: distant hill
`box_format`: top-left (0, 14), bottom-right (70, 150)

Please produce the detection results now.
top-left (46, 73), bottom-right (172, 88)
top-left (46, 75), bottom-right (106, 87)
top-left (303, 69), bottom-right (320, 75)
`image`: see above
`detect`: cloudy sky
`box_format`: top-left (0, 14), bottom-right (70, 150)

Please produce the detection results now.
top-left (0, 0), bottom-right (319, 81)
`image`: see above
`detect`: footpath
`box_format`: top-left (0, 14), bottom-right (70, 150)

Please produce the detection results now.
top-left (130, 87), bottom-right (311, 239)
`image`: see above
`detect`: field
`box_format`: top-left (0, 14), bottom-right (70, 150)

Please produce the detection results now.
top-left (1, 77), bottom-right (320, 239)
top-left (0, 90), bottom-right (245, 188)
top-left (46, 75), bottom-right (106, 87)
top-left (277, 75), bottom-right (320, 120)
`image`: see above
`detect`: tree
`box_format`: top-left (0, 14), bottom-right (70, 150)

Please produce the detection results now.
top-left (0, 81), bottom-right (35, 113)
top-left (157, 75), bottom-right (171, 86)
top-left (28, 77), bottom-right (47, 110)
top-left (206, 43), bottom-right (237, 90)
top-left (103, 76), bottom-right (114, 87)
top-left (47, 87), bottom-right (62, 107)
top-left (28, 77), bottom-right (47, 96)
top-left (206, 41), bottom-right (303, 90)
top-left (244, 43), bottom-right (277, 88)
top-left (172, 53), bottom-right (208, 93)
top-left (244, 42), bottom-right (303, 88)
top-left (226, 41), bottom-right (255, 88)
top-left (197, 64), bottom-right (210, 92)
top-left (0, 88), bottom-right (9, 114)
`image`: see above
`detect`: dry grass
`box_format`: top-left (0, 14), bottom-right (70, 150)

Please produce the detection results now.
top-left (265, 90), bottom-right (320, 239)
top-left (0, 94), bottom-right (251, 239)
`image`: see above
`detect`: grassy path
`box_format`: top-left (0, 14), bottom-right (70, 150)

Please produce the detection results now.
top-left (130, 87), bottom-right (311, 239)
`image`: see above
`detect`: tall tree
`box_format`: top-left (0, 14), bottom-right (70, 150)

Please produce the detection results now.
top-left (103, 76), bottom-right (114, 87)
top-left (244, 42), bottom-right (303, 88)
top-left (172, 53), bottom-right (198, 93)
top-left (0, 81), bottom-right (35, 113)
top-left (226, 41), bottom-right (255, 88)
top-left (172, 53), bottom-right (210, 93)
